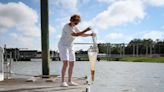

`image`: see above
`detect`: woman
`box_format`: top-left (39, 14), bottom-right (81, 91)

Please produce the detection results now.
top-left (58, 14), bottom-right (95, 87)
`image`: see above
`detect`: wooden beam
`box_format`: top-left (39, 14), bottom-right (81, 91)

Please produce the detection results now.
top-left (40, 0), bottom-right (50, 78)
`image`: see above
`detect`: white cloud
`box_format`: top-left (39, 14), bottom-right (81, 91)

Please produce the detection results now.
top-left (50, 0), bottom-right (77, 10)
top-left (98, 0), bottom-right (164, 6)
top-left (56, 34), bottom-right (61, 39)
top-left (0, 2), bottom-right (41, 49)
top-left (17, 25), bottom-right (40, 37)
top-left (105, 32), bottom-right (133, 43)
top-left (97, 39), bottom-right (106, 44)
top-left (97, 0), bottom-right (116, 4)
top-left (143, 31), bottom-right (164, 40)
top-left (9, 33), bottom-right (40, 50)
top-left (92, 0), bottom-right (145, 29)
top-left (0, 28), bottom-right (7, 36)
top-left (106, 32), bottom-right (124, 40)
top-left (49, 0), bottom-right (80, 20)
top-left (79, 0), bottom-right (90, 4)
top-left (143, 0), bottom-right (164, 6)
top-left (49, 25), bottom-right (56, 33)
top-left (0, 2), bottom-right (39, 37)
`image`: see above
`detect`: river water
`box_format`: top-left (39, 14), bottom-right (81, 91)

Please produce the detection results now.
top-left (9, 61), bottom-right (164, 92)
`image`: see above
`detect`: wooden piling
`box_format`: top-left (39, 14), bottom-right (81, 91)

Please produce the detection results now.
top-left (40, 0), bottom-right (50, 77)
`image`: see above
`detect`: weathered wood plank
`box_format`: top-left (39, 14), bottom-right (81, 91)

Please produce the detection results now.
top-left (0, 77), bottom-right (88, 92)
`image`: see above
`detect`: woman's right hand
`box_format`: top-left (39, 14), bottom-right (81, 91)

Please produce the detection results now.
top-left (85, 26), bottom-right (92, 31)
top-left (91, 32), bottom-right (96, 37)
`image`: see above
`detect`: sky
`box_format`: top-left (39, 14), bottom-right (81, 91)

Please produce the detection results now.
top-left (0, 0), bottom-right (164, 51)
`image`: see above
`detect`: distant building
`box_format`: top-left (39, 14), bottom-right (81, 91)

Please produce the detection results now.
top-left (36, 51), bottom-right (41, 58)
top-left (19, 50), bottom-right (38, 61)
top-left (4, 48), bottom-right (19, 61)
top-left (4, 48), bottom-right (60, 61)
top-left (50, 51), bottom-right (60, 61)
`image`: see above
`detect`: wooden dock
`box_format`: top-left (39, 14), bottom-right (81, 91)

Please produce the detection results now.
top-left (0, 76), bottom-right (88, 92)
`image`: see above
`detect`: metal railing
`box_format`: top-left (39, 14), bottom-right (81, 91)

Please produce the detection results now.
top-left (0, 47), bottom-right (4, 72)
top-left (0, 47), bottom-right (4, 81)
top-left (74, 43), bottom-right (94, 45)
top-left (5, 52), bottom-right (12, 79)
top-left (0, 47), bottom-right (12, 79)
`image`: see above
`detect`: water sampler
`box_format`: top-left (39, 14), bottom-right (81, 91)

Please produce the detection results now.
top-left (88, 35), bottom-right (98, 83)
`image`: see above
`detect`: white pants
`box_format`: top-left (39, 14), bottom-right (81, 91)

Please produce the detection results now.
top-left (58, 45), bottom-right (75, 61)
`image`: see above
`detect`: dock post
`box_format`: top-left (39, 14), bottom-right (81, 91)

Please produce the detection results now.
top-left (40, 0), bottom-right (50, 78)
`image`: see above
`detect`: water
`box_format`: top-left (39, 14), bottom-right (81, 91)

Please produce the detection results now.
top-left (88, 52), bottom-right (97, 70)
top-left (9, 61), bottom-right (164, 92)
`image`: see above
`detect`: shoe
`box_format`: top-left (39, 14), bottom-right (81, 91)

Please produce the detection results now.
top-left (68, 81), bottom-right (79, 86)
top-left (60, 82), bottom-right (68, 87)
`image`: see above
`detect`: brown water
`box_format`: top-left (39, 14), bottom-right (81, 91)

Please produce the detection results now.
top-left (88, 51), bottom-right (97, 82)
top-left (91, 70), bottom-right (95, 81)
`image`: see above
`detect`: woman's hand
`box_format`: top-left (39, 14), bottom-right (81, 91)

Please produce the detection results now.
top-left (91, 32), bottom-right (96, 37)
top-left (85, 27), bottom-right (92, 32)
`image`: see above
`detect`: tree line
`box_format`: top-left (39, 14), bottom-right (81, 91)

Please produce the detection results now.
top-left (98, 39), bottom-right (164, 55)
top-left (76, 39), bottom-right (164, 56)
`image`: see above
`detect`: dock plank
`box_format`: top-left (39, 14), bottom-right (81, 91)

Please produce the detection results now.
top-left (0, 77), bottom-right (87, 92)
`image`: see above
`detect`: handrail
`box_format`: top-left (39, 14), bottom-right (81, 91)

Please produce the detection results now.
top-left (74, 43), bottom-right (94, 45)
top-left (0, 47), bottom-right (4, 81)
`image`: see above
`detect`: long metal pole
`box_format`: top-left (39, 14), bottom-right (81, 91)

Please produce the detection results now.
top-left (136, 44), bottom-right (139, 57)
top-left (150, 45), bottom-right (152, 56)
top-left (0, 47), bottom-right (4, 81)
top-left (133, 44), bottom-right (135, 57)
top-left (41, 0), bottom-right (50, 78)
top-left (146, 45), bottom-right (148, 56)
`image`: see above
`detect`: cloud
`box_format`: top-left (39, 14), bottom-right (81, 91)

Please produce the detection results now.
top-left (50, 0), bottom-right (77, 10)
top-left (0, 2), bottom-right (39, 37)
top-left (17, 25), bottom-right (40, 37)
top-left (56, 34), bottom-right (61, 39)
top-left (106, 32), bottom-right (123, 40)
top-left (0, 28), bottom-right (7, 36)
top-left (8, 33), bottom-right (40, 50)
top-left (143, 0), bottom-right (164, 6)
top-left (0, 2), bottom-right (42, 49)
top-left (97, 0), bottom-right (116, 4)
top-left (49, 0), bottom-right (81, 22)
top-left (97, 40), bottom-right (106, 43)
top-left (105, 32), bottom-right (133, 43)
top-left (91, 0), bottom-right (145, 29)
top-left (143, 31), bottom-right (164, 40)
top-left (49, 25), bottom-right (56, 33)
top-left (79, 0), bottom-right (90, 4)
top-left (98, 0), bottom-right (164, 6)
